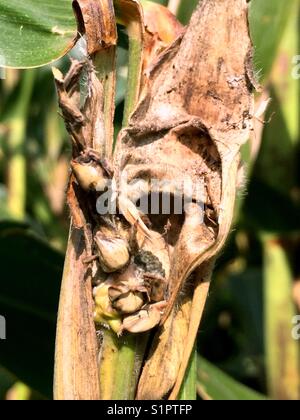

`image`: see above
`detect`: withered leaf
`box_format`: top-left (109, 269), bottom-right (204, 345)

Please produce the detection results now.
top-left (54, 0), bottom-right (118, 401)
top-left (54, 229), bottom-right (100, 400)
top-left (136, 297), bottom-right (192, 400)
top-left (114, 0), bottom-right (143, 28)
top-left (54, 0), bottom-right (256, 401)
top-left (73, 0), bottom-right (117, 55)
top-left (113, 0), bottom-right (255, 399)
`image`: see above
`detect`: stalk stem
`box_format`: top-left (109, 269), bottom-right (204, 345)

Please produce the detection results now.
top-left (178, 346), bottom-right (197, 400)
top-left (98, 1), bottom-right (146, 400)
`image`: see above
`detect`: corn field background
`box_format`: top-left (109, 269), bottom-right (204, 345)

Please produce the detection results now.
top-left (0, 0), bottom-right (299, 400)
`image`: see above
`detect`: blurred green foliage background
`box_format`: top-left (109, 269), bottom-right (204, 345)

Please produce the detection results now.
top-left (0, 0), bottom-right (299, 400)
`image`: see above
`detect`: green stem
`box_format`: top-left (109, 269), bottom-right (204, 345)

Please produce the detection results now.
top-left (98, 329), bottom-right (121, 399)
top-left (98, 1), bottom-right (146, 401)
top-left (99, 331), bottom-right (149, 400)
top-left (112, 335), bottom-right (142, 400)
top-left (178, 346), bottom-right (197, 400)
top-left (114, 1), bottom-right (143, 127)
top-left (7, 69), bottom-right (35, 220)
top-left (122, 31), bottom-right (143, 126)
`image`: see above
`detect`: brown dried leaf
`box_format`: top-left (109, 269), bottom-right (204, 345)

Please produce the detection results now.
top-left (66, 176), bottom-right (85, 229)
top-left (54, 229), bottom-right (100, 400)
top-left (169, 263), bottom-right (213, 400)
top-left (53, 63), bottom-right (86, 155)
top-left (55, 0), bottom-right (255, 401)
top-left (54, 0), bottom-right (118, 401)
top-left (136, 297), bottom-right (192, 400)
top-left (73, 0), bottom-right (117, 55)
top-left (293, 281), bottom-right (300, 311)
top-left (113, 0), bottom-right (255, 399)
top-left (114, 0), bottom-right (143, 27)
top-left (81, 71), bottom-right (106, 151)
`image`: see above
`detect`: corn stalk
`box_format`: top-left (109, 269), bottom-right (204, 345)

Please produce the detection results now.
top-left (54, 0), bottom-right (255, 400)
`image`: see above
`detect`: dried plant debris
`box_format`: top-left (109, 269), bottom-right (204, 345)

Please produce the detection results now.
top-left (114, 0), bottom-right (254, 399)
top-left (55, 0), bottom-right (255, 400)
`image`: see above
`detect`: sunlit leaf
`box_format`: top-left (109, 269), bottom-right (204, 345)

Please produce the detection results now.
top-left (197, 357), bottom-right (267, 401)
top-left (249, 0), bottom-right (294, 80)
top-left (0, 0), bottom-right (77, 68)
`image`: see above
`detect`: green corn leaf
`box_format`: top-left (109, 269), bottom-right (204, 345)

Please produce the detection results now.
top-left (0, 0), bottom-right (169, 70)
top-left (0, 0), bottom-right (77, 68)
top-left (176, 0), bottom-right (198, 24)
top-left (197, 356), bottom-right (267, 401)
top-left (249, 0), bottom-right (295, 81)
